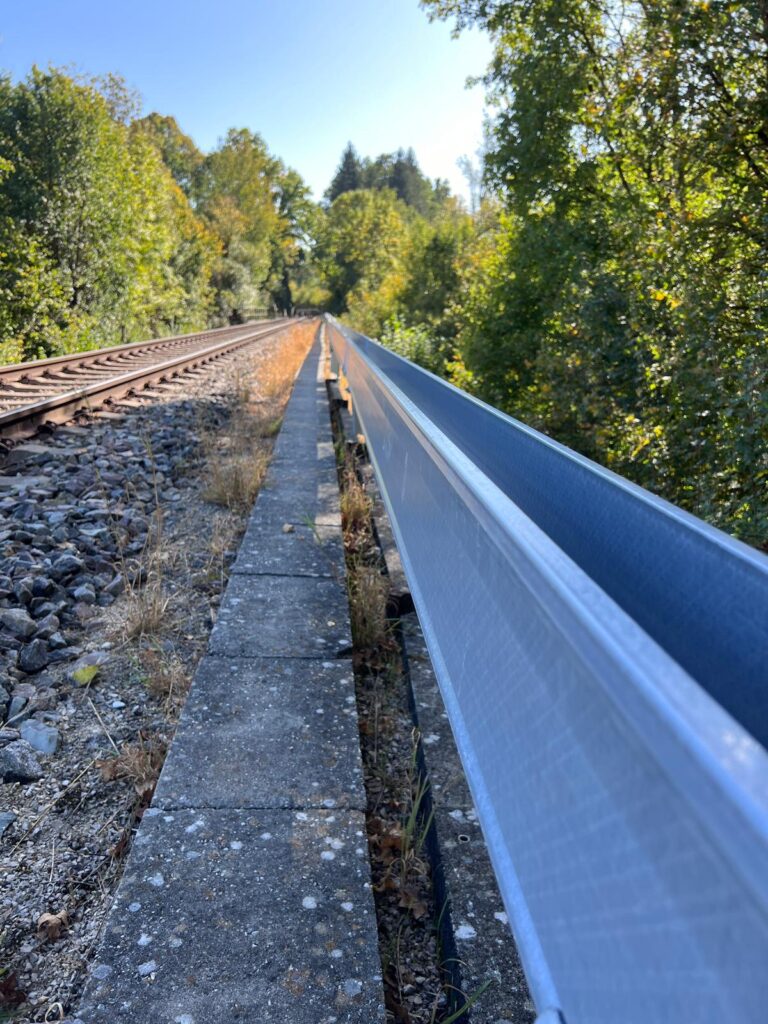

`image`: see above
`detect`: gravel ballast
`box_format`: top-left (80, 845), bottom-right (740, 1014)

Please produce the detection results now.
top-left (0, 321), bottom-right (314, 1021)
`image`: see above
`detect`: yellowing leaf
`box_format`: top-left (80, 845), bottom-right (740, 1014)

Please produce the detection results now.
top-left (72, 664), bottom-right (100, 687)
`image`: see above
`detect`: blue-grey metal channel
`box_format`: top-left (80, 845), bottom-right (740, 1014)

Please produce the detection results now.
top-left (324, 315), bottom-right (768, 1024)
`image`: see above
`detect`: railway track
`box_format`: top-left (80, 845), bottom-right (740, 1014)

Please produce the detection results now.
top-left (0, 318), bottom-right (298, 440)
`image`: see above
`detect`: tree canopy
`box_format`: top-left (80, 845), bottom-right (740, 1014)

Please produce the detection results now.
top-left (413, 0), bottom-right (768, 545)
top-left (325, 142), bottom-right (450, 216)
top-left (0, 68), bottom-right (315, 361)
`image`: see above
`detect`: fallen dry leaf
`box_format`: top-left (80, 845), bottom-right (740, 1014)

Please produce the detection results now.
top-left (379, 831), bottom-right (403, 852)
top-left (373, 874), bottom-right (398, 893)
top-left (0, 971), bottom-right (26, 1008)
top-left (97, 757), bottom-right (121, 782)
top-left (37, 909), bottom-right (69, 942)
top-left (398, 888), bottom-right (428, 920)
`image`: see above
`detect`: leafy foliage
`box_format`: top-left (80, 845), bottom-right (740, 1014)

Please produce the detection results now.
top-left (315, 146), bottom-right (475, 373)
top-left (0, 68), bottom-right (314, 359)
top-left (4, 28), bottom-right (767, 545)
top-left (419, 0), bottom-right (768, 545)
top-left (316, 188), bottom-right (411, 334)
top-left (134, 112), bottom-right (203, 196)
top-left (318, 7), bottom-right (768, 543)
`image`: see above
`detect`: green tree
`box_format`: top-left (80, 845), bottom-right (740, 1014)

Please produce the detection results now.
top-left (325, 142), bottom-right (450, 218)
top-left (266, 167), bottom-right (315, 314)
top-left (195, 128), bottom-right (314, 320)
top-left (0, 216), bottom-right (67, 362)
top-left (0, 68), bottom-right (219, 358)
top-left (123, 125), bottom-right (218, 336)
top-left (423, 0), bottom-right (768, 544)
top-left (377, 202), bottom-right (475, 375)
top-left (135, 112), bottom-right (204, 197)
top-left (0, 67), bottom-right (141, 345)
top-left (316, 188), bottom-right (411, 334)
top-left (315, 145), bottom-right (475, 364)
top-left (325, 143), bottom-right (363, 203)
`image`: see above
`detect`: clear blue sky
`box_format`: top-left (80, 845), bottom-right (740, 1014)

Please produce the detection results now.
top-left (0, 0), bottom-right (491, 200)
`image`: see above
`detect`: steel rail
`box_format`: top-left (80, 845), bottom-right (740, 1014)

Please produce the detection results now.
top-left (0, 320), bottom-right (272, 385)
top-left (325, 314), bottom-right (768, 1024)
top-left (0, 320), bottom-right (294, 439)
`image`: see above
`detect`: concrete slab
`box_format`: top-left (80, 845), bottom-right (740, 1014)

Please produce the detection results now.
top-left (265, 445), bottom-right (336, 475)
top-left (276, 416), bottom-right (334, 449)
top-left (208, 575), bottom-right (352, 659)
top-left (284, 373), bottom-right (328, 393)
top-left (154, 657), bottom-right (364, 811)
top-left (271, 429), bottom-right (337, 466)
top-left (269, 445), bottom-right (337, 478)
top-left (272, 424), bottom-right (333, 458)
top-left (284, 376), bottom-right (321, 393)
top-left (78, 807), bottom-right (385, 1024)
top-left (74, 335), bottom-right (386, 1022)
top-left (279, 398), bottom-right (327, 419)
top-left (253, 468), bottom-right (342, 528)
top-left (283, 382), bottom-right (327, 401)
top-left (231, 521), bottom-right (344, 578)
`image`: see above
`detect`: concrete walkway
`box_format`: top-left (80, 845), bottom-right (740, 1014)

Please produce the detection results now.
top-left (78, 329), bottom-right (385, 1023)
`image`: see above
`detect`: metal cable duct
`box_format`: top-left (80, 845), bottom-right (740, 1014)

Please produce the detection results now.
top-left (325, 314), bottom-right (768, 1024)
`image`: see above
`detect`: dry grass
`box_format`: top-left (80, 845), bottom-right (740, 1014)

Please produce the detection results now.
top-left (110, 325), bottom-right (315, 645)
top-left (203, 448), bottom-right (271, 510)
top-left (116, 578), bottom-right (175, 641)
top-left (98, 731), bottom-right (168, 797)
top-left (340, 453), bottom-right (395, 656)
top-left (198, 324), bottom-right (313, 512)
top-left (261, 415), bottom-right (283, 438)
top-left (341, 457), bottom-right (374, 542)
top-left (257, 333), bottom-right (309, 402)
top-left (200, 511), bottom-right (240, 589)
top-left (138, 646), bottom-right (190, 712)
top-left (348, 559), bottom-right (391, 651)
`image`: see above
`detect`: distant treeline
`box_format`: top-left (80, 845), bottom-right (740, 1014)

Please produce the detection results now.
top-left (2, 3), bottom-right (767, 549)
top-left (0, 66), bottom-right (468, 372)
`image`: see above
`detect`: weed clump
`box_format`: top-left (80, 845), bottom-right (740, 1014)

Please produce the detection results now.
top-left (203, 449), bottom-right (270, 511)
top-left (120, 579), bottom-right (174, 640)
top-left (348, 560), bottom-right (390, 651)
top-left (339, 452), bottom-right (395, 658)
top-left (340, 456), bottom-right (373, 541)
top-left (98, 731), bottom-right (168, 798)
